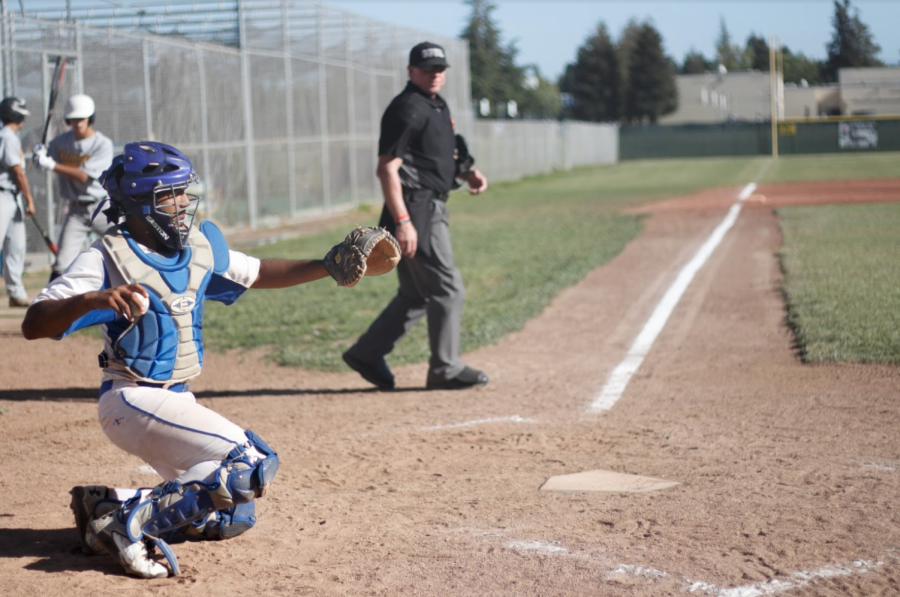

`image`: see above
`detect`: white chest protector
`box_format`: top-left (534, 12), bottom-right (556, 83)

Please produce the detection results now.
top-left (100, 227), bottom-right (215, 384)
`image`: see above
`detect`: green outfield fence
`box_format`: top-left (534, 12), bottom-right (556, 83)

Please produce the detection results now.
top-left (620, 115), bottom-right (900, 160)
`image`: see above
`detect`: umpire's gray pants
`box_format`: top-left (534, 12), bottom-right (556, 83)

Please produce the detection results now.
top-left (52, 200), bottom-right (109, 275)
top-left (0, 190), bottom-right (28, 300)
top-left (347, 199), bottom-right (465, 381)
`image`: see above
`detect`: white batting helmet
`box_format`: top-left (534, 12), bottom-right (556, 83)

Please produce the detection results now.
top-left (64, 94), bottom-right (95, 120)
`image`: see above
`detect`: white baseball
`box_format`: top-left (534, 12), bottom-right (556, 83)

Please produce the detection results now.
top-left (131, 293), bottom-right (149, 316)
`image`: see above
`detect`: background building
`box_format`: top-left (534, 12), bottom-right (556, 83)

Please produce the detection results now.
top-left (661, 66), bottom-right (900, 124)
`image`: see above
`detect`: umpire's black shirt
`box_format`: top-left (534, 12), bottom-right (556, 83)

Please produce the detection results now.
top-left (379, 81), bottom-right (456, 195)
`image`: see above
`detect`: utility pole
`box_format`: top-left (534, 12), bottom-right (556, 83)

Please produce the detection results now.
top-left (769, 35), bottom-right (778, 159)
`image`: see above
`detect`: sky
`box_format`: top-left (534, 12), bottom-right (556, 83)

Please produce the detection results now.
top-left (325, 0), bottom-right (900, 81)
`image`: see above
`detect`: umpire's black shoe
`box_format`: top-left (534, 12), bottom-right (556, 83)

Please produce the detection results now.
top-left (342, 352), bottom-right (395, 390)
top-left (426, 366), bottom-right (489, 391)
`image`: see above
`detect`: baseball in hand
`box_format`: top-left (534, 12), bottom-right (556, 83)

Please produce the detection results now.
top-left (131, 293), bottom-right (149, 316)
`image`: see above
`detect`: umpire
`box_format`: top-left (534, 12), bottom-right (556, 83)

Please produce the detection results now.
top-left (343, 41), bottom-right (489, 391)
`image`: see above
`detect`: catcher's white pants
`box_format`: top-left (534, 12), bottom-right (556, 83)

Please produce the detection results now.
top-left (98, 381), bottom-right (249, 484)
top-left (0, 190), bottom-right (28, 300)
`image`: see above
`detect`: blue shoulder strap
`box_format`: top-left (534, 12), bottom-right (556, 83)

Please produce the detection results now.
top-left (199, 220), bottom-right (230, 275)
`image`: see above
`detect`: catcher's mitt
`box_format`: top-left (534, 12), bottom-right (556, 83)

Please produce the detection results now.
top-left (324, 226), bottom-right (401, 287)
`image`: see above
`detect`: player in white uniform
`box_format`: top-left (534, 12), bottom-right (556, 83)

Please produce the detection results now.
top-left (0, 96), bottom-right (36, 306)
top-left (22, 141), bottom-right (335, 579)
top-left (32, 94), bottom-right (113, 282)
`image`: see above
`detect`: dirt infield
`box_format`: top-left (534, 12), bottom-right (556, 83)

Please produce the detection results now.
top-left (1, 178), bottom-right (899, 596)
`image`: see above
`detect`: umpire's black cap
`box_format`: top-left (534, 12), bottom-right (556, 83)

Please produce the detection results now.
top-left (409, 42), bottom-right (450, 69)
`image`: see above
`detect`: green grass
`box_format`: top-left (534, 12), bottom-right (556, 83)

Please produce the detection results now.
top-left (778, 202), bottom-right (900, 363)
top-left (761, 152), bottom-right (900, 183)
top-left (48, 151), bottom-right (897, 369)
top-left (205, 155), bottom-right (778, 370)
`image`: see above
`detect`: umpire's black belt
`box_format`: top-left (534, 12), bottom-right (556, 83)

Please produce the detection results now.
top-left (99, 379), bottom-right (188, 396)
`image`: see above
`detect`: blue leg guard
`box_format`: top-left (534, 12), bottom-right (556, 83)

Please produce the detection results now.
top-left (212, 429), bottom-right (280, 506)
top-left (89, 430), bottom-right (278, 577)
top-left (202, 502), bottom-right (257, 540)
top-left (117, 482), bottom-right (216, 576)
top-left (131, 482), bottom-right (216, 542)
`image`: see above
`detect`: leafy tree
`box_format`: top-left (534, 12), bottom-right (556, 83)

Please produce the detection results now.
top-left (562, 23), bottom-right (621, 122)
top-left (518, 66), bottom-right (561, 119)
top-left (744, 34), bottom-right (770, 71)
top-left (681, 49), bottom-right (715, 74)
top-left (460, 0), bottom-right (526, 117)
top-left (782, 47), bottom-right (825, 85)
top-left (624, 22), bottom-right (677, 123)
top-left (824, 0), bottom-right (883, 81)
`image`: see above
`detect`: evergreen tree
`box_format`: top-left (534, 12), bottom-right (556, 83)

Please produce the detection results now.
top-left (460, 0), bottom-right (526, 117)
top-left (564, 23), bottom-right (621, 122)
top-left (744, 34), bottom-right (770, 71)
top-left (624, 22), bottom-right (677, 123)
top-left (715, 18), bottom-right (743, 71)
top-left (616, 19), bottom-right (643, 117)
top-left (824, 0), bottom-right (883, 81)
top-left (681, 49), bottom-right (715, 74)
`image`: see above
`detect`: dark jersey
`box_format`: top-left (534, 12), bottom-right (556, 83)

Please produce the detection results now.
top-left (378, 81), bottom-right (456, 195)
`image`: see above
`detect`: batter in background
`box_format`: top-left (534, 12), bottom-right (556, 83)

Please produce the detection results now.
top-left (342, 41), bottom-right (490, 391)
top-left (0, 96), bottom-right (36, 307)
top-left (32, 94), bottom-right (113, 282)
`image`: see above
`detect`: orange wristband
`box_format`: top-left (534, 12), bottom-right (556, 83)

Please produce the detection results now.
top-left (394, 213), bottom-right (410, 224)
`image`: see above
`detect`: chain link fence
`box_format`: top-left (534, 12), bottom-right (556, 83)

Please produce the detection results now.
top-left (0, 2), bottom-right (617, 266)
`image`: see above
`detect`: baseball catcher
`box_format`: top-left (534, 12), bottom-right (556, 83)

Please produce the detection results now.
top-left (21, 141), bottom-right (396, 579)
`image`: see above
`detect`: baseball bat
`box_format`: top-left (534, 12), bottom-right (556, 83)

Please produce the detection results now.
top-left (41, 56), bottom-right (66, 145)
top-left (33, 56), bottom-right (66, 255)
top-left (30, 213), bottom-right (58, 255)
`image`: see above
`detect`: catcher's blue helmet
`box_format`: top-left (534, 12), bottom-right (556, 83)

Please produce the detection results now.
top-left (100, 142), bottom-right (199, 251)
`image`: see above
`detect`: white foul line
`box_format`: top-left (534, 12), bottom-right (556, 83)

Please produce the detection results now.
top-left (422, 415), bottom-right (535, 430)
top-left (587, 182), bottom-right (758, 414)
top-left (499, 531), bottom-right (893, 595)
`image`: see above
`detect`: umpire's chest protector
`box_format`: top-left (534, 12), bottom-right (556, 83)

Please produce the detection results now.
top-left (99, 223), bottom-right (226, 384)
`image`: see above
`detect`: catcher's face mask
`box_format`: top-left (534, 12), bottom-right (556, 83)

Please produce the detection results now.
top-left (150, 177), bottom-right (200, 251)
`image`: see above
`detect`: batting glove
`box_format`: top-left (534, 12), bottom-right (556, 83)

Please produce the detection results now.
top-left (32, 145), bottom-right (56, 171)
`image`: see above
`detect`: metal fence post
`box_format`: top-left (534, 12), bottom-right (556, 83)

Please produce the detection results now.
top-left (283, 0), bottom-right (297, 217)
top-left (238, 2), bottom-right (258, 229)
top-left (368, 25), bottom-right (378, 206)
top-left (75, 22), bottom-right (83, 92)
top-left (345, 13), bottom-right (357, 208)
top-left (317, 5), bottom-right (330, 213)
top-left (8, 9), bottom-right (17, 95)
top-left (142, 39), bottom-right (153, 139)
top-left (196, 46), bottom-right (212, 218)
top-left (0, 10), bottom-right (7, 96)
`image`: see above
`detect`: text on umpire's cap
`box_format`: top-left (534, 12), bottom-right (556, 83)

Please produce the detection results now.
top-left (409, 42), bottom-right (450, 69)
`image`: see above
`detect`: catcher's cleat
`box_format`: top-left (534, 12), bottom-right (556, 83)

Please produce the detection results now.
top-left (70, 485), bottom-right (117, 555)
top-left (8, 295), bottom-right (30, 308)
top-left (343, 352), bottom-right (395, 390)
top-left (89, 506), bottom-right (170, 579)
top-left (426, 366), bottom-right (489, 391)
top-left (89, 507), bottom-right (169, 578)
